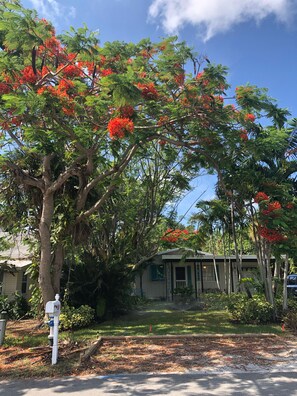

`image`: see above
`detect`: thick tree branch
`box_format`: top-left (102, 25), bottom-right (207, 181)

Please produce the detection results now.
top-left (76, 144), bottom-right (139, 222)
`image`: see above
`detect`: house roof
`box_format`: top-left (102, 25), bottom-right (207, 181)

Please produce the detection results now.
top-left (0, 231), bottom-right (32, 269)
top-left (1, 259), bottom-right (32, 268)
top-left (161, 254), bottom-right (259, 261)
top-left (157, 248), bottom-right (213, 256)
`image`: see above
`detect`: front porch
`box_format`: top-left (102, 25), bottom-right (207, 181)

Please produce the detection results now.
top-left (135, 249), bottom-right (259, 301)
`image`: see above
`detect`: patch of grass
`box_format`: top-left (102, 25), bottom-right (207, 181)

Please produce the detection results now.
top-left (69, 302), bottom-right (283, 341)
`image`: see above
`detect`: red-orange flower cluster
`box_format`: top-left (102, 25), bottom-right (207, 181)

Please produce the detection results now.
top-left (239, 129), bottom-right (248, 141)
top-left (107, 117), bottom-right (134, 139)
top-left (0, 82), bottom-right (10, 94)
top-left (60, 64), bottom-right (82, 78)
top-left (161, 229), bottom-right (190, 243)
top-left (137, 82), bottom-right (158, 100)
top-left (286, 202), bottom-right (294, 209)
top-left (19, 66), bottom-right (38, 84)
top-left (254, 192), bottom-right (269, 203)
top-left (174, 73), bottom-right (185, 86)
top-left (267, 201), bottom-right (281, 212)
top-left (119, 105), bottom-right (134, 118)
top-left (101, 68), bottom-right (113, 77)
top-left (258, 226), bottom-right (285, 243)
top-left (245, 113), bottom-right (256, 122)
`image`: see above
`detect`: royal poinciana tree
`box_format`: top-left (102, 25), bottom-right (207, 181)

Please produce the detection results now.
top-left (0, 1), bottom-right (287, 305)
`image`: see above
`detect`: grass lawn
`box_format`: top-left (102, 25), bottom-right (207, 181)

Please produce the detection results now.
top-left (70, 301), bottom-right (283, 342)
top-left (4, 300), bottom-right (284, 348)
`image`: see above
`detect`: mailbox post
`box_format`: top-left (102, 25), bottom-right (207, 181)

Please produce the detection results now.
top-left (45, 294), bottom-right (61, 365)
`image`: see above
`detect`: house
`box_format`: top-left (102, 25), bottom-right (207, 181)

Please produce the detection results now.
top-left (0, 232), bottom-right (32, 300)
top-left (134, 248), bottom-right (262, 300)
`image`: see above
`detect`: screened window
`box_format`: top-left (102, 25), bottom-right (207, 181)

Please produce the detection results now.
top-left (150, 264), bottom-right (165, 281)
top-left (202, 265), bottom-right (220, 282)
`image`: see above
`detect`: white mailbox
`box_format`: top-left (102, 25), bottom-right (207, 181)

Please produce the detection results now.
top-left (45, 294), bottom-right (61, 365)
top-left (45, 300), bottom-right (61, 316)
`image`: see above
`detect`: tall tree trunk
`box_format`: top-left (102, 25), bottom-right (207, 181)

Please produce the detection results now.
top-left (249, 201), bottom-right (274, 306)
top-left (283, 254), bottom-right (289, 311)
top-left (52, 242), bottom-right (65, 295)
top-left (230, 198), bottom-right (247, 294)
top-left (222, 230), bottom-right (228, 293)
top-left (211, 231), bottom-right (220, 290)
top-left (262, 240), bottom-right (274, 306)
top-left (39, 191), bottom-right (55, 305)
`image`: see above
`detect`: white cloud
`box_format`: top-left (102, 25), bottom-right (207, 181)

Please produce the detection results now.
top-left (148, 0), bottom-right (296, 40)
top-left (28, 0), bottom-right (76, 25)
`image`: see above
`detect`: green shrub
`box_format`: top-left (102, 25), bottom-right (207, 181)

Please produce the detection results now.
top-left (227, 294), bottom-right (274, 324)
top-left (0, 293), bottom-right (30, 320)
top-left (59, 304), bottom-right (95, 330)
top-left (173, 287), bottom-right (194, 297)
top-left (202, 292), bottom-right (230, 311)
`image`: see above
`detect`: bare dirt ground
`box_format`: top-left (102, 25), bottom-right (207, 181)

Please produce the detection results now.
top-left (1, 319), bottom-right (297, 378)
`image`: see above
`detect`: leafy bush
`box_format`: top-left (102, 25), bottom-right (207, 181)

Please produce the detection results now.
top-left (202, 292), bottom-right (230, 311)
top-left (0, 295), bottom-right (10, 315)
top-left (59, 304), bottom-right (95, 330)
top-left (227, 294), bottom-right (274, 324)
top-left (173, 286), bottom-right (194, 303)
top-left (173, 286), bottom-right (194, 297)
top-left (0, 293), bottom-right (30, 320)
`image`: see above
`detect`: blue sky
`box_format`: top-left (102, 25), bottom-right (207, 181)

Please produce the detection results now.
top-left (21, 0), bottom-right (297, 222)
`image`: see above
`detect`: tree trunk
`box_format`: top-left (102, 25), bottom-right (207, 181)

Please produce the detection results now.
top-left (211, 232), bottom-right (220, 290)
top-left (262, 241), bottom-right (274, 306)
top-left (230, 198), bottom-right (247, 294)
top-left (52, 242), bottom-right (65, 295)
top-left (249, 202), bottom-right (274, 306)
top-left (283, 254), bottom-right (289, 311)
top-left (38, 191), bottom-right (55, 305)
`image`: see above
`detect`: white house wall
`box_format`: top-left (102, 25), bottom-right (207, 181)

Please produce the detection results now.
top-left (1, 270), bottom-right (31, 300)
top-left (136, 266), bottom-right (167, 299)
top-left (135, 257), bottom-right (259, 300)
top-left (2, 272), bottom-right (18, 299)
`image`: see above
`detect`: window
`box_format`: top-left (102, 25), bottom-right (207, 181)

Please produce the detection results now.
top-left (175, 267), bottom-right (186, 281)
top-left (175, 266), bottom-right (187, 288)
top-left (150, 264), bottom-right (165, 281)
top-left (202, 265), bottom-right (220, 282)
top-left (21, 272), bottom-right (28, 294)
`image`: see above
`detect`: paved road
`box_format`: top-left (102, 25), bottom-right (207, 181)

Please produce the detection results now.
top-left (1, 370), bottom-right (297, 396)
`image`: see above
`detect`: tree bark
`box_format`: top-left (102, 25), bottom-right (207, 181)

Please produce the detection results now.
top-left (282, 254), bottom-right (289, 311)
top-left (38, 191), bottom-right (55, 304)
top-left (52, 242), bottom-right (64, 295)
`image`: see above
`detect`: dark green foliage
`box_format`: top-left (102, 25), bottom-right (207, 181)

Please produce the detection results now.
top-left (227, 294), bottom-right (274, 324)
top-left (173, 286), bottom-right (194, 298)
top-left (0, 292), bottom-right (30, 319)
top-left (201, 292), bottom-right (231, 311)
top-left (61, 252), bottom-right (135, 320)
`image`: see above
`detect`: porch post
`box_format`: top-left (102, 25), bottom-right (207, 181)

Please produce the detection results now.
top-left (230, 260), bottom-right (234, 292)
top-left (171, 261), bottom-right (174, 301)
top-left (194, 260), bottom-right (198, 299)
top-left (200, 260), bottom-right (204, 293)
